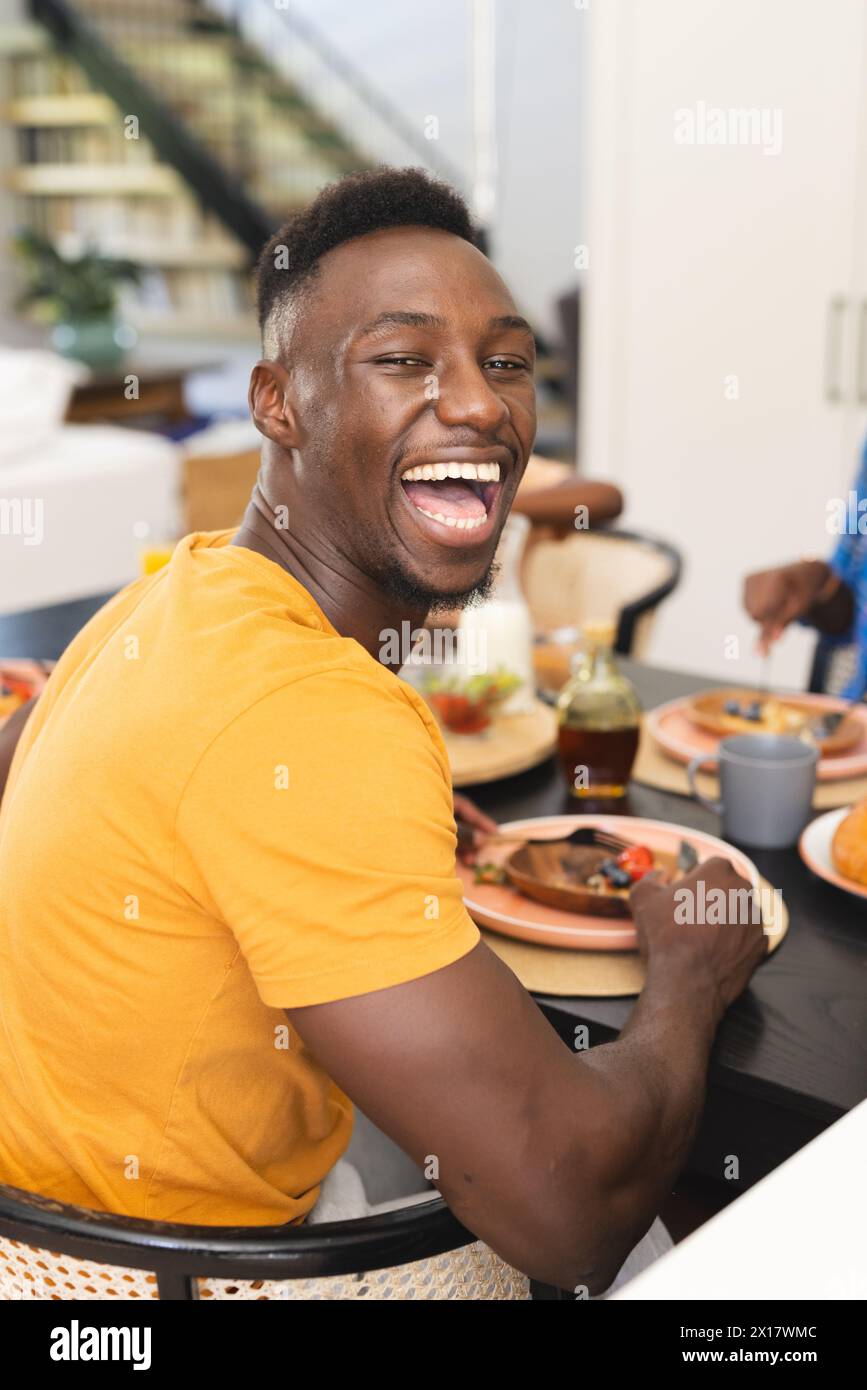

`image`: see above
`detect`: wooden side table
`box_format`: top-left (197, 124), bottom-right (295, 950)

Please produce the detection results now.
top-left (66, 363), bottom-right (219, 429)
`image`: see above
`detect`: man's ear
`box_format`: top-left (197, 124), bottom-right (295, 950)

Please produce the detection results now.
top-left (248, 360), bottom-right (299, 449)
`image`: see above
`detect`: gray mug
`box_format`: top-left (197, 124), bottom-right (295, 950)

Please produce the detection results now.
top-left (687, 734), bottom-right (818, 849)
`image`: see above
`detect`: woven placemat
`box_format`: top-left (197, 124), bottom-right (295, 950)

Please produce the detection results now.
top-left (634, 721), bottom-right (867, 810)
top-left (482, 875), bottom-right (788, 998)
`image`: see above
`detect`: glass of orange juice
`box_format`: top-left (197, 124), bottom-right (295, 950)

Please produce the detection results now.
top-left (139, 542), bottom-right (175, 576)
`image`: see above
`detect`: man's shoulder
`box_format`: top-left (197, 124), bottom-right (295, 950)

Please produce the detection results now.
top-left (177, 650), bottom-right (453, 814)
top-left (249, 646), bottom-right (444, 745)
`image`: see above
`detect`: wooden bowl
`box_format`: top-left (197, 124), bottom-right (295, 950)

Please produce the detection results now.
top-left (504, 840), bottom-right (681, 918)
top-left (686, 689), bottom-right (862, 756)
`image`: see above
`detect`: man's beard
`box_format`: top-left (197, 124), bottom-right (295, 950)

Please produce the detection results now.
top-left (377, 556), bottom-right (500, 616)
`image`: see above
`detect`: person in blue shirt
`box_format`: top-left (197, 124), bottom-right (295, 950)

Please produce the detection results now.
top-left (744, 451), bottom-right (867, 698)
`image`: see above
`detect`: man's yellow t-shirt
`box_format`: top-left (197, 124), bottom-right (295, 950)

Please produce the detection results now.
top-left (0, 531), bottom-right (479, 1225)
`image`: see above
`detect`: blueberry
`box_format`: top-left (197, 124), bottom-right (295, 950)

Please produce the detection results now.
top-left (600, 859), bottom-right (630, 887)
top-left (745, 701), bottom-right (762, 721)
top-left (724, 699), bottom-right (741, 716)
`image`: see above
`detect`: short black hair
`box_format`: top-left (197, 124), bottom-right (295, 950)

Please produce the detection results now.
top-left (255, 165), bottom-right (478, 352)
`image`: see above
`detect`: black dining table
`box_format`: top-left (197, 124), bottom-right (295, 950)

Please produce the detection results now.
top-left (2, 596), bottom-right (866, 1202)
top-left (464, 659), bottom-right (867, 1201)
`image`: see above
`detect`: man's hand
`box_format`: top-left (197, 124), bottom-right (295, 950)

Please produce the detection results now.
top-left (743, 560), bottom-right (837, 652)
top-left (286, 853), bottom-right (760, 1289)
top-left (630, 856), bottom-right (768, 1016)
top-left (453, 791), bottom-right (497, 862)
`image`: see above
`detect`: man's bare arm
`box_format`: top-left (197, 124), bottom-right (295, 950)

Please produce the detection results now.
top-left (744, 560), bottom-right (854, 646)
top-left (287, 858), bottom-right (765, 1291)
top-left (0, 697), bottom-right (37, 808)
top-left (512, 478), bottom-right (623, 530)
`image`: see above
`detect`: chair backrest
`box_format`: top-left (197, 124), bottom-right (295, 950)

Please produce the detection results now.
top-left (522, 528), bottom-right (682, 660)
top-left (808, 637), bottom-right (861, 696)
top-left (0, 1180), bottom-right (494, 1301)
top-left (182, 448), bottom-right (260, 533)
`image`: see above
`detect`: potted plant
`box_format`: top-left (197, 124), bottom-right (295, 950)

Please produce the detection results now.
top-left (13, 230), bottom-right (141, 370)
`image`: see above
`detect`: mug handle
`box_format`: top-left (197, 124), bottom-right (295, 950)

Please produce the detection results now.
top-left (686, 753), bottom-right (723, 814)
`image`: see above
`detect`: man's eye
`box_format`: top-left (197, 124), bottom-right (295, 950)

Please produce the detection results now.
top-left (486, 358), bottom-right (527, 371)
top-left (379, 356), bottom-right (427, 367)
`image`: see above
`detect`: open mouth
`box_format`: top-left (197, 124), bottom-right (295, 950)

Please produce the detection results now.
top-left (400, 461), bottom-right (502, 532)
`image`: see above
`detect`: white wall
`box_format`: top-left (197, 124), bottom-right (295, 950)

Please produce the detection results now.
top-left (580, 0), bottom-right (865, 689)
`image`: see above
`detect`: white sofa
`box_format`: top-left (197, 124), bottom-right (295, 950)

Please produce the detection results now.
top-left (0, 350), bottom-right (181, 615)
top-left (0, 423), bottom-right (181, 615)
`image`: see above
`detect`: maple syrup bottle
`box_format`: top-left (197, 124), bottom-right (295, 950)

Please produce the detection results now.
top-left (556, 620), bottom-right (641, 798)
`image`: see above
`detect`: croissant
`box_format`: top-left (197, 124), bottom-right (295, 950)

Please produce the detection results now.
top-left (832, 799), bottom-right (867, 886)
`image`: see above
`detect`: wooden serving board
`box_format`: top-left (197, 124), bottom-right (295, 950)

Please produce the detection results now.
top-left (441, 698), bottom-right (558, 786)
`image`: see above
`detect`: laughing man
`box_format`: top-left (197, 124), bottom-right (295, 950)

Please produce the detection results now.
top-left (0, 169), bottom-right (765, 1294)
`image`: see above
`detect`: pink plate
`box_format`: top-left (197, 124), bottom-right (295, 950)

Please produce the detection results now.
top-left (458, 814), bottom-right (761, 951)
top-left (646, 693), bottom-right (867, 783)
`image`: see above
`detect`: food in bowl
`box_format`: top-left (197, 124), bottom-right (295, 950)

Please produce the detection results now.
top-left (831, 799), bottom-right (867, 886)
top-left (0, 672), bottom-right (36, 723)
top-left (473, 861), bottom-right (509, 885)
top-left (697, 691), bottom-right (810, 735)
top-left (423, 668), bottom-right (522, 734)
top-left (686, 688), bottom-right (861, 754)
top-left (585, 843), bottom-right (655, 891)
top-left (503, 837), bottom-right (700, 918)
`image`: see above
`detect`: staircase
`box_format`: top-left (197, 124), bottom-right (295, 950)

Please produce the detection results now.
top-left (4, 0), bottom-right (444, 337)
top-left (28, 0), bottom-right (389, 247)
top-left (3, 0), bottom-right (571, 446)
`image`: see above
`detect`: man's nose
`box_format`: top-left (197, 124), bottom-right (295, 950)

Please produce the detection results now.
top-left (432, 361), bottom-right (510, 434)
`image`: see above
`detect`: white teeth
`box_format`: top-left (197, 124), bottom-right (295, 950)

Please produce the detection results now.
top-left (400, 461), bottom-right (501, 483)
top-left (416, 507), bottom-right (487, 530)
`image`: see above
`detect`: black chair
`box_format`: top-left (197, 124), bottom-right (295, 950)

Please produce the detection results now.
top-left (0, 1182), bottom-right (535, 1301)
top-left (524, 528), bottom-right (682, 697)
top-left (523, 527), bottom-right (682, 659)
top-left (807, 635), bottom-right (861, 696)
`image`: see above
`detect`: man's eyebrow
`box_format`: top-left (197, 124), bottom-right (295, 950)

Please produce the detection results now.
top-left (490, 315), bottom-right (535, 338)
top-left (357, 311), bottom-right (447, 336)
top-left (356, 311), bottom-right (535, 339)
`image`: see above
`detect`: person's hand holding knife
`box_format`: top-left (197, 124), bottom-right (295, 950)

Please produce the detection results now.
top-left (453, 791), bottom-right (498, 863)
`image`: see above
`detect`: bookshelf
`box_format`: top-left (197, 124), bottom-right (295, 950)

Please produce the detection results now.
top-left (1, 33), bottom-right (258, 343)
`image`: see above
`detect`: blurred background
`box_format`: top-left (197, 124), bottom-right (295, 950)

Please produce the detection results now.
top-left (0, 0), bottom-right (863, 694)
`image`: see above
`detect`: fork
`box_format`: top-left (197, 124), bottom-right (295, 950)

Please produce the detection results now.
top-left (809, 693), bottom-right (865, 739)
top-left (476, 825), bottom-right (635, 853)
